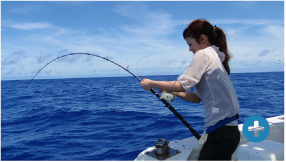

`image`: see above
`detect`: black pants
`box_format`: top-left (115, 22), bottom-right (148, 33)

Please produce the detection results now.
top-left (198, 126), bottom-right (240, 160)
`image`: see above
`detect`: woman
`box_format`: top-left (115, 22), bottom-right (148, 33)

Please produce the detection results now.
top-left (140, 19), bottom-right (240, 160)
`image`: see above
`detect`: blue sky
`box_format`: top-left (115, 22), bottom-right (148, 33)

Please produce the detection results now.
top-left (1, 1), bottom-right (284, 80)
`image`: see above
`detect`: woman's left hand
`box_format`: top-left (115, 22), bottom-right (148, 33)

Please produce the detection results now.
top-left (140, 78), bottom-right (153, 91)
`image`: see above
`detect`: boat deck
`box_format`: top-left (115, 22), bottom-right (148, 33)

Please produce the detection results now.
top-left (135, 115), bottom-right (284, 161)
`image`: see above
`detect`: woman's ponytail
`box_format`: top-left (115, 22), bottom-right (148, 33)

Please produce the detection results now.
top-left (213, 26), bottom-right (232, 75)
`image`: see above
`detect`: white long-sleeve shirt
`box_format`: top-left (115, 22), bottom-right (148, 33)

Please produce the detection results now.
top-left (177, 45), bottom-right (239, 128)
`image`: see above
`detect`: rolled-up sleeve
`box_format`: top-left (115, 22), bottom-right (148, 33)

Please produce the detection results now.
top-left (177, 50), bottom-right (211, 92)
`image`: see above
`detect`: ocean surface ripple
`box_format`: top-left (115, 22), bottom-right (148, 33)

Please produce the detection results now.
top-left (1, 72), bottom-right (284, 160)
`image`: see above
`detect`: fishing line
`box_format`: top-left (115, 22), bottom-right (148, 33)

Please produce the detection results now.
top-left (27, 52), bottom-right (201, 140)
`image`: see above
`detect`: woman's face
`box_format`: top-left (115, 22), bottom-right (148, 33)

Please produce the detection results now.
top-left (185, 37), bottom-right (203, 54)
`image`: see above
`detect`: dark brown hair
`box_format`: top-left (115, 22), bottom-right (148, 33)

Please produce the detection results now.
top-left (183, 19), bottom-right (232, 75)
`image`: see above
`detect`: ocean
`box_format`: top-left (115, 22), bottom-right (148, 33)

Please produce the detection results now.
top-left (1, 72), bottom-right (284, 160)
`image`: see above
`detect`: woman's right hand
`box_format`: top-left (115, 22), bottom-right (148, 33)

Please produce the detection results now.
top-left (140, 78), bottom-right (153, 91)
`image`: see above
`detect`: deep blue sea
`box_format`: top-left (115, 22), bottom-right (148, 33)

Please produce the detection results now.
top-left (1, 72), bottom-right (284, 160)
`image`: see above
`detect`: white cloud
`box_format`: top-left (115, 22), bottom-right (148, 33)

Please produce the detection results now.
top-left (6, 3), bottom-right (44, 14)
top-left (212, 18), bottom-right (283, 26)
top-left (114, 3), bottom-right (182, 39)
top-left (37, 52), bottom-right (52, 63)
top-left (4, 68), bottom-right (16, 76)
top-left (2, 50), bottom-right (26, 65)
top-left (258, 50), bottom-right (270, 57)
top-left (231, 1), bottom-right (258, 11)
top-left (45, 0), bottom-right (94, 6)
top-left (8, 22), bottom-right (53, 30)
top-left (113, 2), bottom-right (149, 20)
top-left (263, 25), bottom-right (284, 41)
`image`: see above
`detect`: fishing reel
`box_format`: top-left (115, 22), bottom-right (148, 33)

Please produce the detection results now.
top-left (143, 139), bottom-right (181, 160)
top-left (161, 91), bottom-right (175, 102)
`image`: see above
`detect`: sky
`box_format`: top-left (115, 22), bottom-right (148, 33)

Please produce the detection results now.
top-left (1, 1), bottom-right (284, 80)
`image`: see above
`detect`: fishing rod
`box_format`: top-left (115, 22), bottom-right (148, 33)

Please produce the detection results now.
top-left (27, 52), bottom-right (201, 140)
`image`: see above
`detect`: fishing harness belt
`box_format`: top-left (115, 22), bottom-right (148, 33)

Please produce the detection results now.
top-left (206, 114), bottom-right (239, 134)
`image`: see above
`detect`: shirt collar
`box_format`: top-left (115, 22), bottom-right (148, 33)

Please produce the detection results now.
top-left (210, 45), bottom-right (225, 62)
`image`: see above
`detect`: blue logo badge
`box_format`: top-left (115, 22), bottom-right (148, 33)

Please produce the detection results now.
top-left (243, 115), bottom-right (270, 143)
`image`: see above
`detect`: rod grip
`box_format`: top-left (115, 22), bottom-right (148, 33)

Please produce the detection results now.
top-left (149, 88), bottom-right (201, 140)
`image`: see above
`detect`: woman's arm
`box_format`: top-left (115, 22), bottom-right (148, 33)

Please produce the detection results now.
top-left (140, 79), bottom-right (185, 92)
top-left (140, 79), bottom-right (201, 103)
top-left (173, 92), bottom-right (201, 103)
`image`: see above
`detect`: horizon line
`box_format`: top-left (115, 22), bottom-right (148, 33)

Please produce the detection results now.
top-left (1, 71), bottom-right (284, 82)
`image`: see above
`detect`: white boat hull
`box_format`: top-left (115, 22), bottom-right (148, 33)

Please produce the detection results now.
top-left (135, 115), bottom-right (284, 161)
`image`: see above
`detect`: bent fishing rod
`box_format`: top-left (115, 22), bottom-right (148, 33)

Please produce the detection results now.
top-left (27, 52), bottom-right (201, 140)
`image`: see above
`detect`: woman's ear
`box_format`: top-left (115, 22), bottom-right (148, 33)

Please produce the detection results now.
top-left (200, 34), bottom-right (207, 44)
